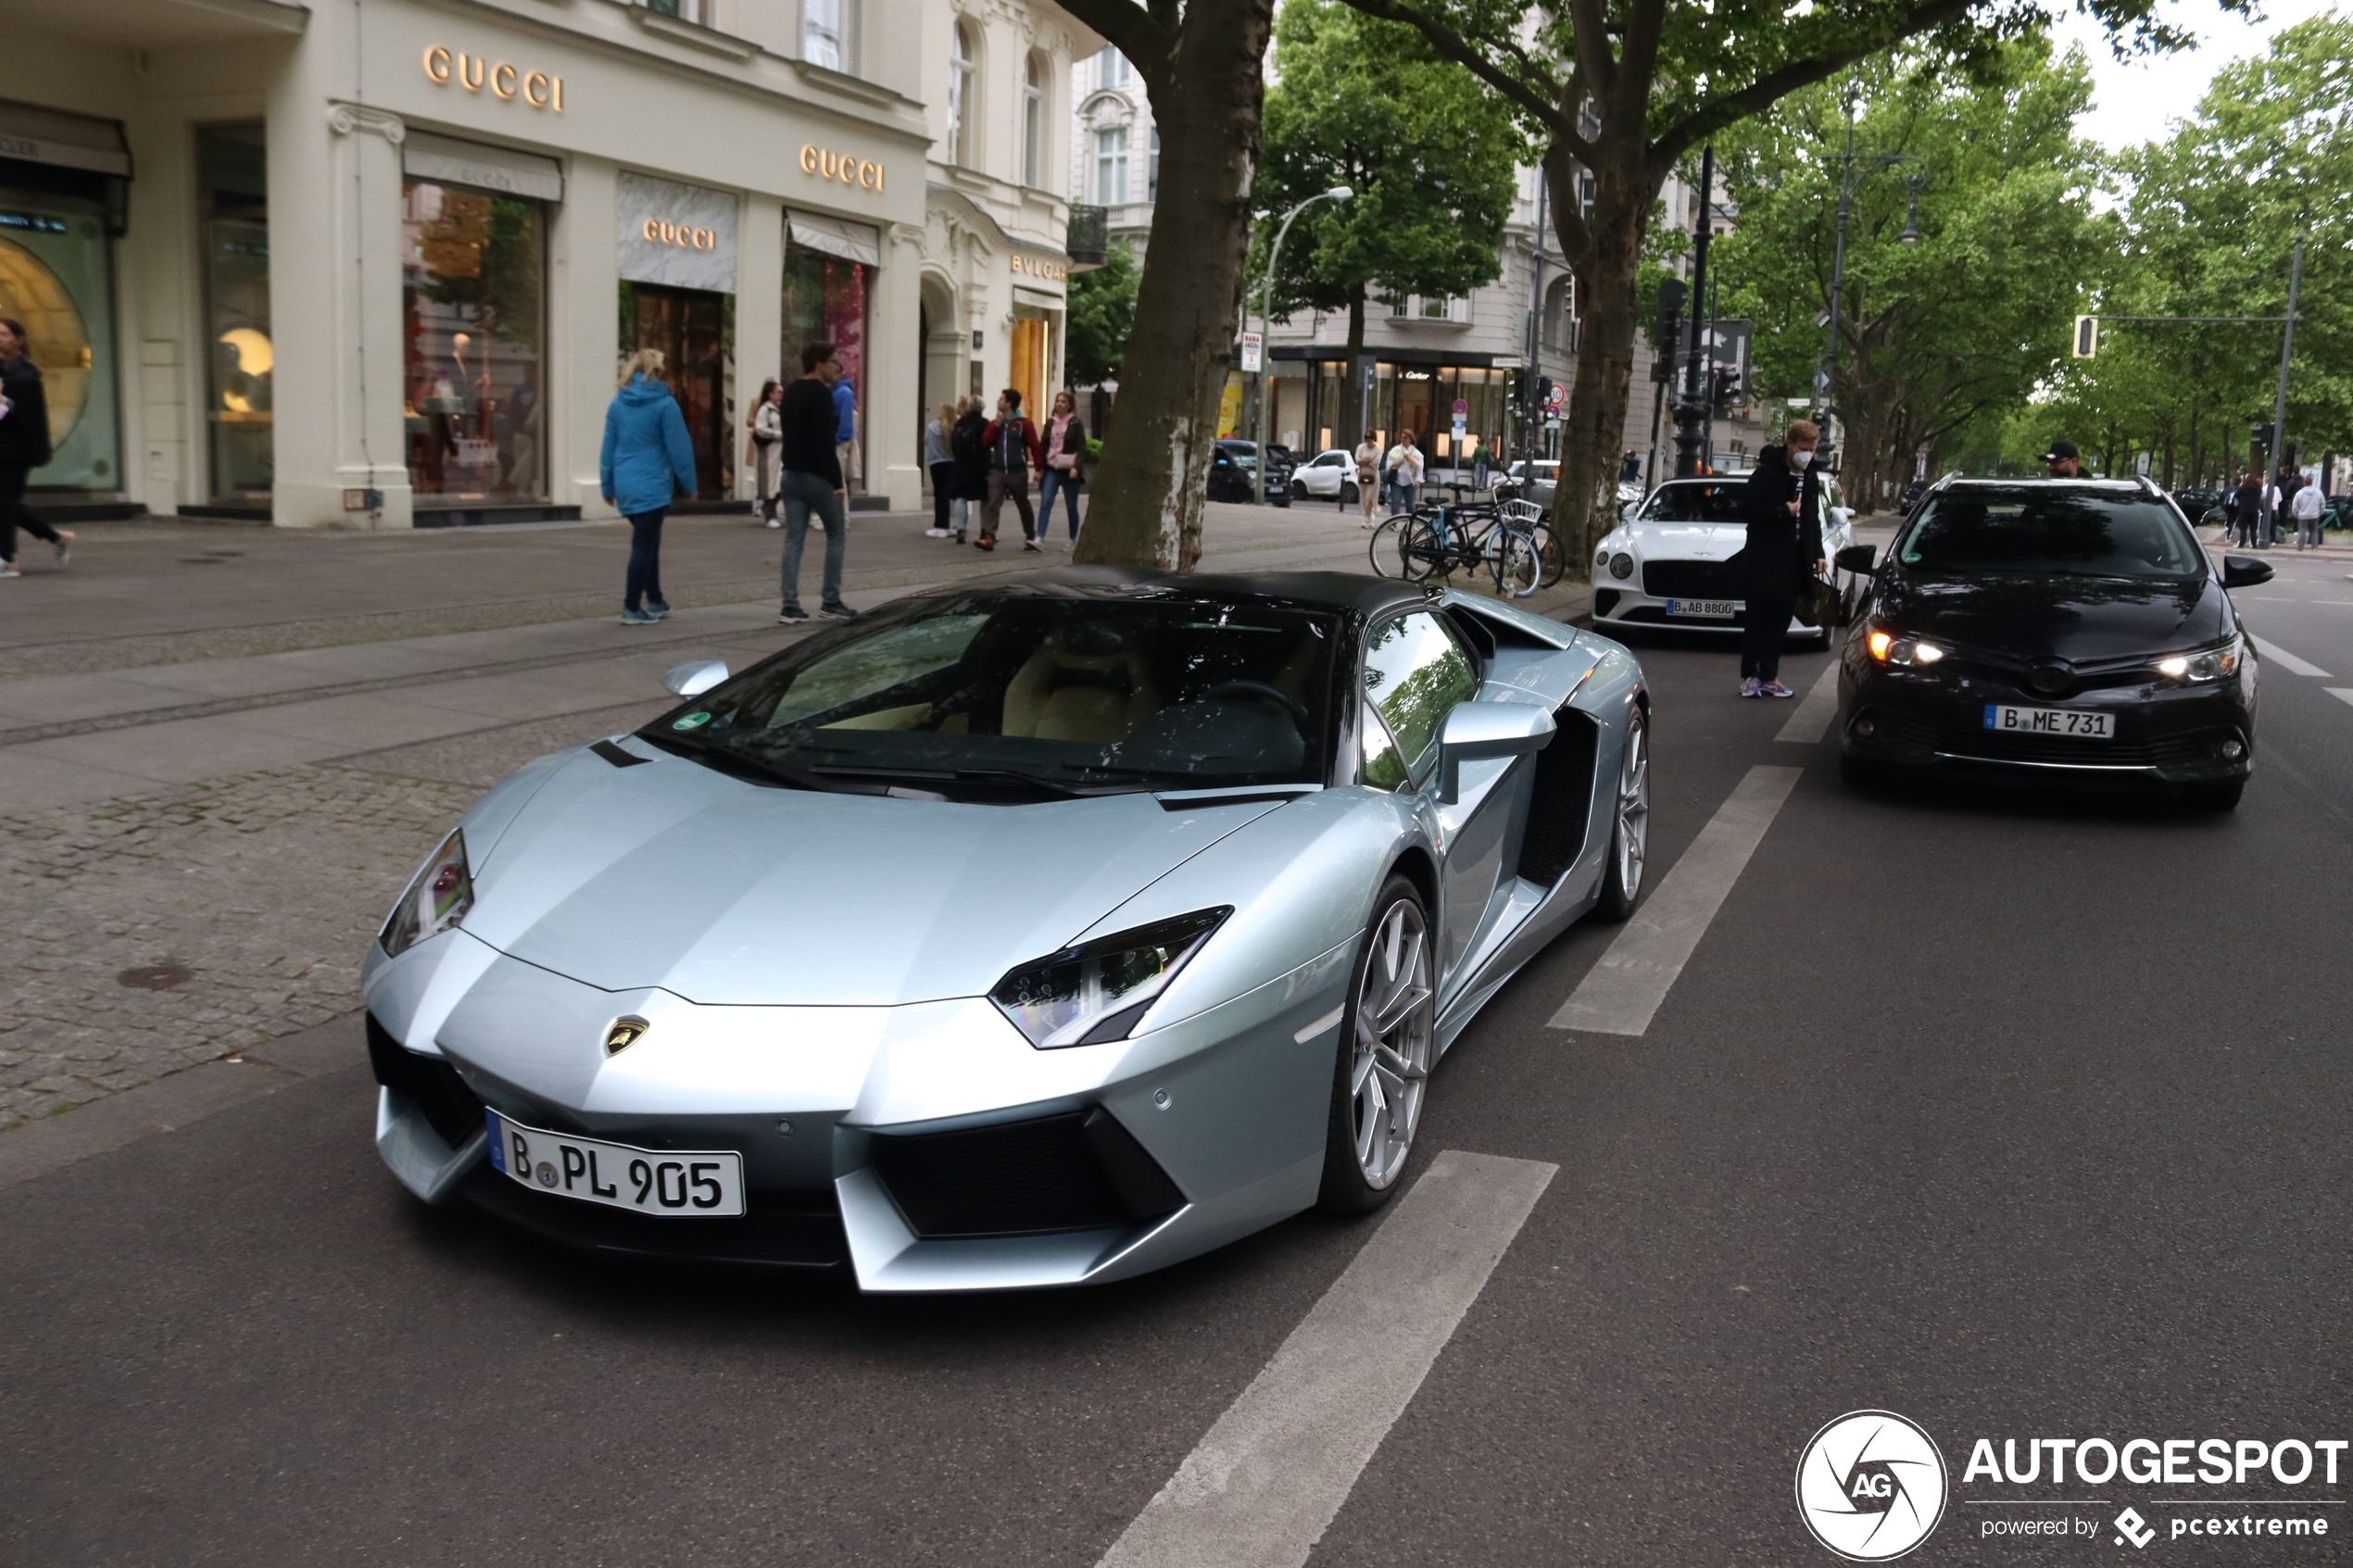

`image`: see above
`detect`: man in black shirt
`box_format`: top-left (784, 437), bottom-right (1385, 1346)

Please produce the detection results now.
top-left (775, 340), bottom-right (858, 623)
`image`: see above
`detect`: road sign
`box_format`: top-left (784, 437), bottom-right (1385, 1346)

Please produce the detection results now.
top-left (1452, 398), bottom-right (1467, 416)
top-left (2072, 316), bottom-right (2098, 358)
top-left (1542, 383), bottom-right (1566, 417)
top-left (1239, 332), bottom-right (1263, 373)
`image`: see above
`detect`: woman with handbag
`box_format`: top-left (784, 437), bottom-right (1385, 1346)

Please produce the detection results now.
top-left (1735, 419), bottom-right (1830, 698)
top-left (1038, 390), bottom-right (1087, 542)
top-left (749, 379), bottom-right (783, 528)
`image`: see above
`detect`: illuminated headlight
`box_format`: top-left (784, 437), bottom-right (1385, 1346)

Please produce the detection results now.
top-left (2154, 636), bottom-right (2243, 683)
top-left (380, 829), bottom-right (473, 958)
top-left (1609, 552), bottom-right (1635, 580)
top-left (991, 908), bottom-right (1229, 1048)
top-left (1867, 629), bottom-right (1945, 667)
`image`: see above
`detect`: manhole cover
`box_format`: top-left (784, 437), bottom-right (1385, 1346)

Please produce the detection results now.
top-left (118, 964), bottom-right (192, 991)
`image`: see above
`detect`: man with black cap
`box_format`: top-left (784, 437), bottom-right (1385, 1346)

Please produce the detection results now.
top-left (2043, 440), bottom-right (2085, 479)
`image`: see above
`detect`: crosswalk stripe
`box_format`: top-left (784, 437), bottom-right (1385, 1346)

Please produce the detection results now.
top-left (2326, 688), bottom-right (2353, 711)
top-left (1094, 1150), bottom-right (1556, 1568)
top-left (1548, 765), bottom-right (1804, 1036)
top-left (1776, 663), bottom-right (1843, 744)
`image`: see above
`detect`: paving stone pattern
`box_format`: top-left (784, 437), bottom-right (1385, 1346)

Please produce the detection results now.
top-left (0, 769), bottom-right (475, 1131)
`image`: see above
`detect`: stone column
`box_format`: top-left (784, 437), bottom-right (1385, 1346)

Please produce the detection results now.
top-left (872, 220), bottom-right (925, 511)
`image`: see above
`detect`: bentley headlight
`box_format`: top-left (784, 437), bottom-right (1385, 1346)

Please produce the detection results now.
top-left (1609, 552), bottom-right (1635, 580)
top-left (991, 908), bottom-right (1229, 1048)
top-left (2154, 635), bottom-right (2242, 684)
top-left (380, 829), bottom-right (474, 958)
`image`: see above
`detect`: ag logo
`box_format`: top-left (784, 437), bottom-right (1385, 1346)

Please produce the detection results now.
top-left (604, 1015), bottom-right (650, 1056)
top-left (1795, 1410), bottom-right (1948, 1561)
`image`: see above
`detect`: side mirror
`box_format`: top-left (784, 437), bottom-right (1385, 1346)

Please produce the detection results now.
top-left (661, 659), bottom-right (729, 697)
top-left (2221, 554), bottom-right (2273, 589)
top-left (1436, 702), bottom-right (1555, 804)
top-left (1834, 544), bottom-right (1878, 574)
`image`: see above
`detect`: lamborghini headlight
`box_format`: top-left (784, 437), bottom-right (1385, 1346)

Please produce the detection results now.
top-left (380, 828), bottom-right (474, 958)
top-left (2154, 635), bottom-right (2243, 684)
top-left (991, 908), bottom-right (1229, 1048)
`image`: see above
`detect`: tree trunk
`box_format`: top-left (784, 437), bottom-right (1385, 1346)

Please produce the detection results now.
top-left (1545, 149), bottom-right (1653, 563)
top-left (1338, 287), bottom-right (1367, 449)
top-left (1072, 0), bottom-right (1275, 572)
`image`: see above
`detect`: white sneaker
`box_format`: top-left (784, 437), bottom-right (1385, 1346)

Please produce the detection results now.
top-left (0, 563), bottom-right (19, 578)
top-left (925, 528), bottom-right (949, 538)
top-left (766, 519), bottom-right (781, 529)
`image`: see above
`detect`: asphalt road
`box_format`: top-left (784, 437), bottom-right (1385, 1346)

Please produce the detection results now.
top-left (6, 597), bottom-right (2353, 1566)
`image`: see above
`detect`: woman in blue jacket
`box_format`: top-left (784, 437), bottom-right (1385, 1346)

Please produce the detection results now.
top-left (599, 349), bottom-right (698, 624)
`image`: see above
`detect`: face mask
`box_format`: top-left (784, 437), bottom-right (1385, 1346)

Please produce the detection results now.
top-left (1791, 449), bottom-right (1816, 470)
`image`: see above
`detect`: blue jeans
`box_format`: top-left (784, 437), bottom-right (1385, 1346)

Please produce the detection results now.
top-left (778, 470), bottom-right (847, 612)
top-left (624, 509), bottom-right (665, 610)
top-left (1390, 483), bottom-right (1417, 517)
top-left (1038, 467), bottom-right (1083, 538)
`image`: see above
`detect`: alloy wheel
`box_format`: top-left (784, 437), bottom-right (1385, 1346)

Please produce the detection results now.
top-left (1616, 720), bottom-right (1651, 901)
top-left (1350, 897), bottom-right (1434, 1188)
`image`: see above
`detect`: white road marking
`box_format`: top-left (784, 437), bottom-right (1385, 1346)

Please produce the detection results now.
top-left (2251, 634), bottom-right (2332, 678)
top-left (1776, 663), bottom-right (1842, 744)
top-left (1548, 765), bottom-right (1804, 1036)
top-left (2327, 689), bottom-right (2353, 711)
top-left (1095, 1150), bottom-right (1556, 1568)
top-left (1291, 1006), bottom-right (1345, 1044)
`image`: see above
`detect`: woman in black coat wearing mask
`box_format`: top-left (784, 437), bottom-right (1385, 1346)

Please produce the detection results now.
top-left (0, 317), bottom-right (69, 577)
top-left (1735, 419), bottom-right (1830, 698)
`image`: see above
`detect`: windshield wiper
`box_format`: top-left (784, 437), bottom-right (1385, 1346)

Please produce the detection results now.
top-left (807, 763), bottom-right (1144, 798)
top-left (638, 731), bottom-right (878, 794)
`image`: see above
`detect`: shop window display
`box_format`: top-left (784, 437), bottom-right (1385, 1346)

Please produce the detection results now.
top-left (402, 178), bottom-right (547, 504)
top-left (0, 199), bottom-right (118, 492)
top-left (200, 125), bottom-right (270, 501)
top-left (782, 245), bottom-right (868, 489)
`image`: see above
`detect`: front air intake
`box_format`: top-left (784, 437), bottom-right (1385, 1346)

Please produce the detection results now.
top-left (869, 1108), bottom-right (1185, 1239)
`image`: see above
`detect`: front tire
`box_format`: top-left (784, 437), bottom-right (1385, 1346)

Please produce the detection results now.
top-left (1317, 877), bottom-right (1436, 1215)
top-left (1341, 482), bottom-right (1360, 506)
top-left (1595, 708), bottom-right (1650, 922)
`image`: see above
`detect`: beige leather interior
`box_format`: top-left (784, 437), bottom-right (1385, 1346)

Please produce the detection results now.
top-left (1001, 633), bottom-right (1162, 742)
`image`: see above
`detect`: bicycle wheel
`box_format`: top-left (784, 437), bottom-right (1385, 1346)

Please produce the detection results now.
top-left (1491, 529), bottom-right (1541, 598)
top-left (1397, 515), bottom-right (1449, 583)
top-left (1525, 522), bottom-right (1567, 587)
top-left (1368, 517), bottom-right (1408, 579)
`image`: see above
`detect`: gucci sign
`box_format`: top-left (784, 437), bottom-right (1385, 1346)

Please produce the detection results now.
top-left (422, 45), bottom-right (565, 111)
top-left (643, 220), bottom-right (718, 252)
top-left (799, 144), bottom-right (885, 192)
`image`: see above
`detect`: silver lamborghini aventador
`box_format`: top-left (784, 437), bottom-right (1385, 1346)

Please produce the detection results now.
top-left (365, 570), bottom-right (1650, 1291)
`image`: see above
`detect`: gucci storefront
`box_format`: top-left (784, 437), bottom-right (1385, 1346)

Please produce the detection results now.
top-left (1, 0), bottom-right (927, 530)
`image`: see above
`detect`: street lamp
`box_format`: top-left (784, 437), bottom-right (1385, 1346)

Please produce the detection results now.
top-left (1810, 80), bottom-right (1927, 445)
top-left (1898, 169), bottom-right (1926, 246)
top-left (1253, 184), bottom-right (1353, 506)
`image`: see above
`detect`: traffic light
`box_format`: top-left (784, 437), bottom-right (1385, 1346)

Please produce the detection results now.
top-left (2253, 421), bottom-right (2276, 450)
top-left (2071, 315), bottom-right (2098, 358)
top-left (1653, 278), bottom-right (1687, 381)
top-left (1712, 365), bottom-right (1744, 414)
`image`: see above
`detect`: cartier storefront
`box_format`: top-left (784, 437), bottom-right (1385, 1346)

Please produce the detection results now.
top-left (2, 0), bottom-right (927, 528)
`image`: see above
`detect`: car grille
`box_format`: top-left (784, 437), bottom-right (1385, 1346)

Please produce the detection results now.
top-left (1642, 559), bottom-right (1742, 598)
top-left (870, 1108), bottom-right (1185, 1239)
top-left (1858, 710), bottom-right (2236, 769)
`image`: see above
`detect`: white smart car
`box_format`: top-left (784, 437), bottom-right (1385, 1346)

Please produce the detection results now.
top-left (1290, 449), bottom-right (1363, 504)
top-left (1590, 476), bottom-right (1858, 642)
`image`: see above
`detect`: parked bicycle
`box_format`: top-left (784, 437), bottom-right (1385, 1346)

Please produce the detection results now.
top-left (1368, 487), bottom-right (1546, 597)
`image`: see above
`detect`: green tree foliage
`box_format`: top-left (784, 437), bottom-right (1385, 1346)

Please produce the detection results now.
top-left (1709, 38), bottom-right (2108, 507)
top-left (1065, 240), bottom-right (1141, 387)
top-left (1250, 0), bottom-right (1526, 442)
top-left (2048, 15), bottom-right (2353, 488)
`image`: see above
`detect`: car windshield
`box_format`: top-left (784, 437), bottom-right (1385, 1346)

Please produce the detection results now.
top-left (645, 590), bottom-right (1339, 799)
top-left (1638, 483), bottom-right (1746, 523)
top-left (1900, 488), bottom-right (2205, 580)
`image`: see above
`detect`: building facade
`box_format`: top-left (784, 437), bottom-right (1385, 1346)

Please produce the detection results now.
top-left (916, 0), bottom-right (1095, 439)
top-left (4, 0), bottom-right (942, 529)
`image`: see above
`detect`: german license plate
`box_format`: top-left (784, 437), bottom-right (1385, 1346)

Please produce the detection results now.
top-left (486, 1110), bottom-right (745, 1216)
top-left (1983, 705), bottom-right (2113, 739)
top-left (1666, 597), bottom-right (1740, 620)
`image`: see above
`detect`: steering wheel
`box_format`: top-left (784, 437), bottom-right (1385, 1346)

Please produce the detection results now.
top-left (1199, 680), bottom-right (1311, 729)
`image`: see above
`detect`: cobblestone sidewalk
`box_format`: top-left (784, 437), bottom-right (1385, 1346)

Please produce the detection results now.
top-left (0, 769), bottom-right (476, 1131)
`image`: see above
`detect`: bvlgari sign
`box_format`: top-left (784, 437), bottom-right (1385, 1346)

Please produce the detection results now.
top-left (617, 172), bottom-right (737, 294)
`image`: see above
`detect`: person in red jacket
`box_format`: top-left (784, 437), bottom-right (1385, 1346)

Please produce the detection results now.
top-left (978, 388), bottom-right (1045, 552)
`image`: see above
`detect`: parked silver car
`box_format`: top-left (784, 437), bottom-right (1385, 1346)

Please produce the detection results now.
top-left (366, 571), bottom-right (1651, 1292)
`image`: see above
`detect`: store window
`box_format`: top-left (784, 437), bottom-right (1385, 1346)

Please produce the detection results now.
top-left (1098, 45), bottom-right (1128, 88)
top-left (949, 23), bottom-right (977, 167)
top-left (1095, 128), bottom-right (1127, 206)
top-left (783, 230), bottom-right (873, 492)
top-left (401, 177), bottom-right (548, 504)
top-left (199, 125), bottom-right (269, 502)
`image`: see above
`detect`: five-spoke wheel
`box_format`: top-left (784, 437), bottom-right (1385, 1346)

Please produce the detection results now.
top-left (1319, 877), bottom-right (1436, 1211)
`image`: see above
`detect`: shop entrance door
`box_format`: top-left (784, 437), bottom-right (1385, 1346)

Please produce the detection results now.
top-left (628, 282), bottom-right (729, 500)
top-left (1395, 371), bottom-right (1434, 454)
top-left (1009, 314), bottom-right (1046, 420)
